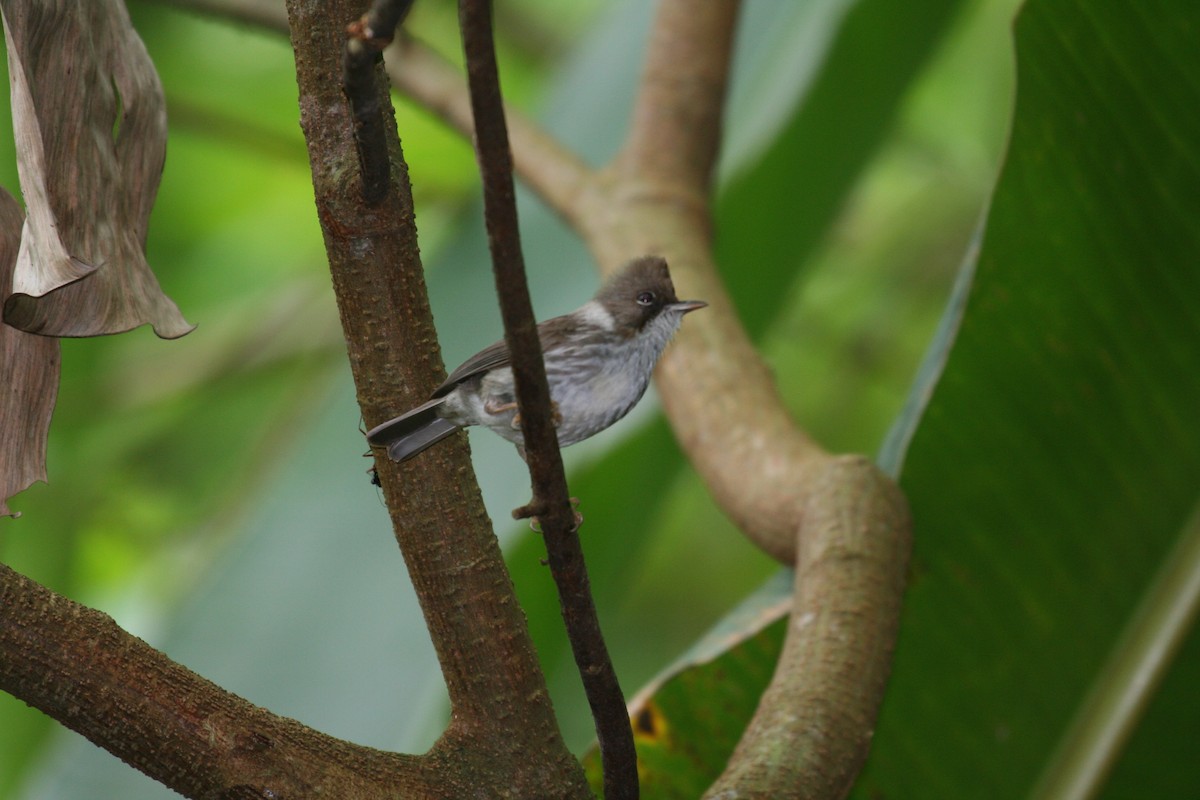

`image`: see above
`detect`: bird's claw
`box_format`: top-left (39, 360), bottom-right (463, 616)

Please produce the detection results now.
top-left (527, 497), bottom-right (583, 533)
top-left (486, 400), bottom-right (562, 430)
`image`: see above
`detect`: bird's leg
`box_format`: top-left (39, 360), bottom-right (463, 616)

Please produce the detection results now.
top-left (482, 397), bottom-right (525, 432)
top-left (504, 400), bottom-right (563, 431)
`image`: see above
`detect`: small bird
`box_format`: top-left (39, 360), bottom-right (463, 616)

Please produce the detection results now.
top-left (367, 255), bottom-right (705, 462)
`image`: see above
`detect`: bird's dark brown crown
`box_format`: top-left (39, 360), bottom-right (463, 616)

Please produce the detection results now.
top-left (594, 256), bottom-right (680, 332)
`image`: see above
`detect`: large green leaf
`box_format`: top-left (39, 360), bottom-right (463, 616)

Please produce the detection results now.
top-left (715, 0), bottom-right (967, 338)
top-left (855, 0), bottom-right (1200, 797)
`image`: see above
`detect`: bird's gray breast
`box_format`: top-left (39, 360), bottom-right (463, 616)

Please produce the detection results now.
top-left (545, 312), bottom-right (680, 446)
top-left (546, 346), bottom-right (646, 446)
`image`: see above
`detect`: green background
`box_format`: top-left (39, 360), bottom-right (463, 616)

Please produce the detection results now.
top-left (4, 0), bottom-right (1195, 797)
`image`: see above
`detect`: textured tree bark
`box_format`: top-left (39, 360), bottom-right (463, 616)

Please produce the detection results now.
top-left (702, 458), bottom-right (911, 799)
top-left (284, 0), bottom-right (589, 795)
top-left (0, 563), bottom-right (424, 798)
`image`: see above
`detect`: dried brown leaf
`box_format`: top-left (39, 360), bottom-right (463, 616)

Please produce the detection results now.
top-left (0, 187), bottom-right (58, 517)
top-left (0, 0), bottom-right (193, 339)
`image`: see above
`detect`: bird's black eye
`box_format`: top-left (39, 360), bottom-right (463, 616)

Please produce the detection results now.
top-left (636, 291), bottom-right (656, 306)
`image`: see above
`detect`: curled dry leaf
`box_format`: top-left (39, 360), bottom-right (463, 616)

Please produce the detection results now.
top-left (0, 0), bottom-right (193, 339)
top-left (0, 187), bottom-right (58, 517)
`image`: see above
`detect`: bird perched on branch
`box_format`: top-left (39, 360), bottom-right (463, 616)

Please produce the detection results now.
top-left (367, 255), bottom-right (706, 462)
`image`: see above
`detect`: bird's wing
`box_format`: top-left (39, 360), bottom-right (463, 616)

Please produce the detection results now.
top-left (433, 311), bottom-right (587, 397)
top-left (432, 338), bottom-right (512, 397)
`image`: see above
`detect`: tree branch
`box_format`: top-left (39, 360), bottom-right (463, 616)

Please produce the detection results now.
top-left (0, 563), bottom-right (425, 798)
top-left (597, 4), bottom-right (913, 797)
top-left (583, 0), bottom-right (826, 565)
top-left (457, 1), bottom-right (636, 798)
top-left (343, 0), bottom-right (415, 204)
top-left (285, 0), bottom-right (587, 794)
top-left (703, 457), bottom-right (911, 799)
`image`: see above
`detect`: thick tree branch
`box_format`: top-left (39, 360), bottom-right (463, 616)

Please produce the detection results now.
top-left (0, 563), bottom-right (426, 798)
top-left (588, 0), bottom-right (827, 565)
top-left (704, 458), bottom-right (911, 799)
top-left (458, 1), bottom-right (636, 798)
top-left (286, 0), bottom-right (587, 794)
top-left (598, 4), bottom-right (912, 797)
top-left (616, 0), bottom-right (731, 195)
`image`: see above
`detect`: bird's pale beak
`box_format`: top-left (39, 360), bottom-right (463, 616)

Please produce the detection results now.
top-left (671, 300), bottom-right (707, 314)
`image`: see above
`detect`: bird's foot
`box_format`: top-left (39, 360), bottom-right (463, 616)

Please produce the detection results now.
top-left (519, 497), bottom-right (583, 533)
top-left (484, 399), bottom-right (521, 429)
top-left (485, 399), bottom-right (561, 430)
top-left (485, 398), bottom-right (518, 415)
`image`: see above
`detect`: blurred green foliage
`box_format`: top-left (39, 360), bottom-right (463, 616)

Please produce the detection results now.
top-left (22, 0), bottom-right (1189, 797)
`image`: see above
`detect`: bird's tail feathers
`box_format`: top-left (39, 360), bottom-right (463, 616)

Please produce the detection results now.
top-left (367, 397), bottom-right (461, 462)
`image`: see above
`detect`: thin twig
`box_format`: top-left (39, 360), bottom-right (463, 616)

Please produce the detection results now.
top-left (343, 0), bottom-right (416, 204)
top-left (457, 1), bottom-right (638, 798)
